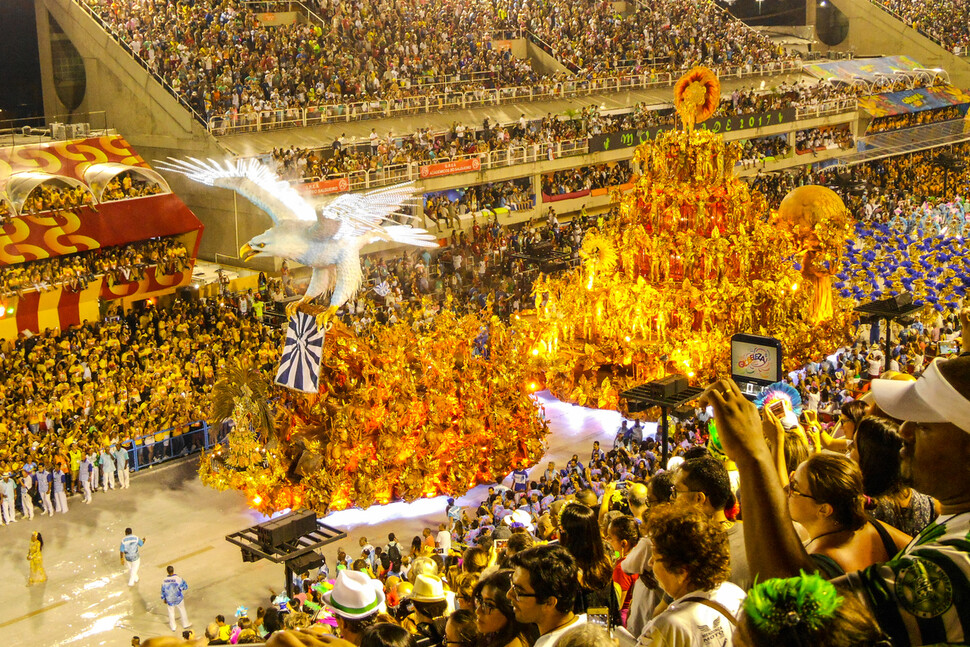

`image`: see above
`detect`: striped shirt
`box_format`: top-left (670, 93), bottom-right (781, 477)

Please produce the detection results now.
top-left (841, 511), bottom-right (970, 646)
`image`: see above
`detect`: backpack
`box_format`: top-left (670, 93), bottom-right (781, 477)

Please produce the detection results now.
top-left (387, 541), bottom-right (402, 565)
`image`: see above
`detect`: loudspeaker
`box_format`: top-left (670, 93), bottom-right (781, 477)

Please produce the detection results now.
top-left (645, 374), bottom-right (688, 399)
top-left (287, 551), bottom-right (324, 574)
top-left (256, 509), bottom-right (318, 549)
top-left (893, 293), bottom-right (913, 308)
top-left (241, 548), bottom-right (262, 563)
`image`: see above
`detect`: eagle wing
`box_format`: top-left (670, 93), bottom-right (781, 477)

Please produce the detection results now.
top-left (157, 157), bottom-right (317, 225)
top-left (314, 182), bottom-right (419, 243)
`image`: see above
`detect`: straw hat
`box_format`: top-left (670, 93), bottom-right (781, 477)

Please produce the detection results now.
top-left (410, 574), bottom-right (447, 603)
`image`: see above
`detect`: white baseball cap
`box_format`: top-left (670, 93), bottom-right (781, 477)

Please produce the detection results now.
top-left (871, 357), bottom-right (970, 434)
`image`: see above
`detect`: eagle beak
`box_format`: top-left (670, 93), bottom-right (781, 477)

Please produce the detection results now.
top-left (240, 243), bottom-right (260, 262)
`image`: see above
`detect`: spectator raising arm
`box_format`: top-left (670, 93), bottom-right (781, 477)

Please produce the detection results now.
top-left (701, 379), bottom-right (818, 580)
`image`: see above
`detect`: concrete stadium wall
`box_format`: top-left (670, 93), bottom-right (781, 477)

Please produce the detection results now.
top-left (815, 0), bottom-right (970, 87)
top-left (525, 40), bottom-right (573, 77)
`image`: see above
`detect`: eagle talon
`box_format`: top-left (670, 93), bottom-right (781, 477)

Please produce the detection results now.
top-left (315, 306), bottom-right (338, 330)
top-left (285, 297), bottom-right (310, 319)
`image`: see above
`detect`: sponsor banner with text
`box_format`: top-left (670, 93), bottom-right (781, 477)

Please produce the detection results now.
top-left (302, 177), bottom-right (350, 196)
top-left (419, 157), bottom-right (481, 179)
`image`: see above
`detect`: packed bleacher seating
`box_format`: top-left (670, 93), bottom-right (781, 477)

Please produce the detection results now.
top-left (541, 163), bottom-right (633, 197)
top-left (78, 0), bottom-right (804, 129)
top-left (750, 141), bottom-right (970, 208)
top-left (872, 0), bottom-right (970, 54)
top-left (738, 135), bottom-right (791, 169)
top-left (267, 82), bottom-right (858, 185)
top-left (0, 237), bottom-right (191, 298)
top-left (866, 105), bottom-right (965, 134)
top-left (0, 297), bottom-right (280, 519)
top-left (18, 183), bottom-right (95, 216)
top-left (521, 0), bottom-right (795, 73)
top-left (423, 180), bottom-right (535, 230)
top-left (100, 171), bottom-right (166, 201)
top-left (794, 124), bottom-right (854, 154)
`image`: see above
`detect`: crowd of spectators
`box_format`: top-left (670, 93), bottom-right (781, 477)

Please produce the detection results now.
top-left (737, 135), bottom-right (791, 169)
top-left (0, 297), bottom-right (279, 523)
top-left (845, 73), bottom-right (947, 96)
top-left (100, 171), bottom-right (166, 201)
top-left (794, 124), bottom-right (854, 154)
top-left (751, 141), bottom-right (970, 209)
top-left (15, 183), bottom-right (95, 217)
top-left (0, 237), bottom-right (190, 298)
top-left (266, 80), bottom-right (857, 185)
top-left (523, 0), bottom-right (795, 74)
top-left (79, 0), bottom-right (805, 128)
top-left (872, 0), bottom-right (970, 54)
top-left (0, 174), bottom-right (165, 223)
top-left (245, 303), bottom-right (968, 647)
top-left (866, 105), bottom-right (965, 134)
top-left (423, 180), bottom-right (534, 230)
top-left (541, 163), bottom-right (633, 197)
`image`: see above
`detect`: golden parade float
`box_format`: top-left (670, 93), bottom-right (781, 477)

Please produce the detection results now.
top-left (190, 67), bottom-right (868, 514)
top-left (526, 68), bottom-right (857, 411)
top-left (199, 305), bottom-right (548, 516)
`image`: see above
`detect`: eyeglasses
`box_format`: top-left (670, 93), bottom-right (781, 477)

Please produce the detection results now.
top-left (671, 487), bottom-right (697, 499)
top-left (786, 477), bottom-right (817, 500)
top-left (475, 597), bottom-right (499, 613)
top-left (508, 585), bottom-right (537, 599)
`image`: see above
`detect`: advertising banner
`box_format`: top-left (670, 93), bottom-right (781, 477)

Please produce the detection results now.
top-left (301, 177), bottom-right (350, 196)
top-left (419, 157), bottom-right (482, 179)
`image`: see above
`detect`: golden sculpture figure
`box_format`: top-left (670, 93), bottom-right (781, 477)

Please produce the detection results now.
top-left (775, 185), bottom-right (851, 324)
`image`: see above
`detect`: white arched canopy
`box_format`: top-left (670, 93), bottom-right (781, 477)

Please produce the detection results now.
top-left (3, 172), bottom-right (97, 216)
top-left (82, 163), bottom-right (171, 202)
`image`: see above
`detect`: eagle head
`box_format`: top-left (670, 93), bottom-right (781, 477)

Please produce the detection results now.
top-left (240, 229), bottom-right (281, 262)
top-left (241, 224), bottom-right (310, 263)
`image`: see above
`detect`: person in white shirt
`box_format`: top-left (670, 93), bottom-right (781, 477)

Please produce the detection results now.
top-left (625, 506), bottom-right (745, 647)
top-left (509, 545), bottom-right (586, 647)
top-left (866, 347), bottom-right (884, 379)
top-left (435, 522), bottom-right (452, 556)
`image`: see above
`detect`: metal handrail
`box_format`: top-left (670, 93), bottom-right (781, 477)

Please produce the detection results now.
top-left (263, 101), bottom-right (859, 192)
top-left (208, 60), bottom-right (805, 134)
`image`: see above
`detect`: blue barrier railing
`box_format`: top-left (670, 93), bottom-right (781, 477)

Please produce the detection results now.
top-left (124, 420), bottom-right (226, 473)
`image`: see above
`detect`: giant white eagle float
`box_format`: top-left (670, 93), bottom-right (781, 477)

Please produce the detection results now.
top-left (160, 158), bottom-right (438, 327)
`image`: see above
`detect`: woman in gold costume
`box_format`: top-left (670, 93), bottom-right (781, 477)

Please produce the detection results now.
top-left (27, 531), bottom-right (47, 585)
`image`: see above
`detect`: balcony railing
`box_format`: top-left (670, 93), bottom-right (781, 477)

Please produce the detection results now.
top-left (272, 104), bottom-right (859, 192)
top-left (207, 61), bottom-right (805, 135)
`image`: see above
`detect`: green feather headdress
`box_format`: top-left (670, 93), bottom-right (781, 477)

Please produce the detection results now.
top-left (743, 571), bottom-right (844, 636)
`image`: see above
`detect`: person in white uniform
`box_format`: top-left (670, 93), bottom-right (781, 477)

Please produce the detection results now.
top-left (100, 447), bottom-right (116, 491)
top-left (113, 445), bottom-right (130, 489)
top-left (36, 466), bottom-right (54, 516)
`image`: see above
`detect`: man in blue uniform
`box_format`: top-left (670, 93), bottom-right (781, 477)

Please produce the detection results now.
top-left (161, 565), bottom-right (190, 632)
top-left (120, 527), bottom-right (146, 586)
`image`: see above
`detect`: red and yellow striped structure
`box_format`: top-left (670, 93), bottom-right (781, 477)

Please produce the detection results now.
top-left (0, 135), bottom-right (203, 337)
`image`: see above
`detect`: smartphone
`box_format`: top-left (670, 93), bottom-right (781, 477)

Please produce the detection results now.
top-left (768, 400), bottom-right (785, 418)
